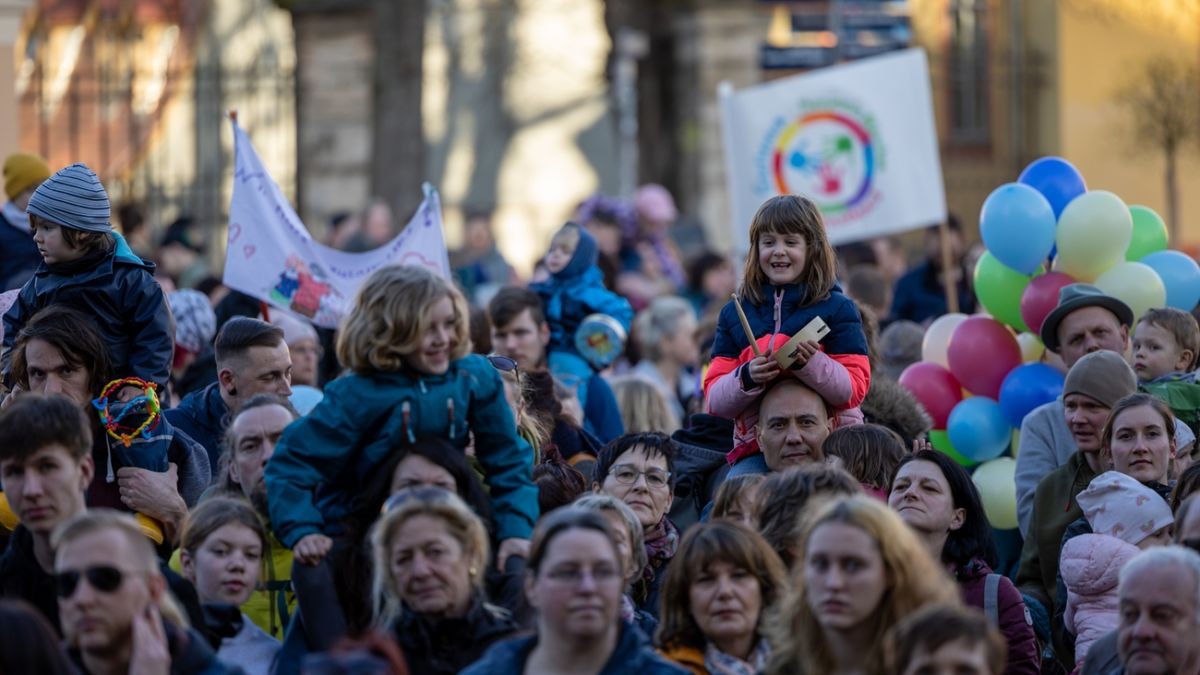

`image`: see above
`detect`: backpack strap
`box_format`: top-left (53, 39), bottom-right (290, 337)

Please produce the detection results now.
top-left (984, 573), bottom-right (1001, 625)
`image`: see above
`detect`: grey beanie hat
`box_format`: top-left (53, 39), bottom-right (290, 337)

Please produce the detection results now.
top-left (26, 163), bottom-right (111, 233)
top-left (1062, 350), bottom-right (1137, 408)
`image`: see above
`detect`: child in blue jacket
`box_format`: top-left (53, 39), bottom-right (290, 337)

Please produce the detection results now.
top-left (531, 222), bottom-right (633, 402)
top-left (1, 163), bottom-right (173, 394)
top-left (265, 264), bottom-right (539, 564)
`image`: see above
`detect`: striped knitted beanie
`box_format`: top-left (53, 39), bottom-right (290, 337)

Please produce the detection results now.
top-left (26, 163), bottom-right (111, 233)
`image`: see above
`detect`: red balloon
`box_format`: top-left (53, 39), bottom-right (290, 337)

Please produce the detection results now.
top-left (1020, 272), bottom-right (1075, 336)
top-left (947, 317), bottom-right (1022, 399)
top-left (898, 361), bottom-right (964, 429)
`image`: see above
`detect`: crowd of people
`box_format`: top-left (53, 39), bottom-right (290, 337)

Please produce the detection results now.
top-left (1, 151), bottom-right (1199, 675)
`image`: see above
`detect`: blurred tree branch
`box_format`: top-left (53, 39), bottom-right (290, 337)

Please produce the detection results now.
top-left (1117, 56), bottom-right (1199, 242)
top-left (372, 0), bottom-right (425, 223)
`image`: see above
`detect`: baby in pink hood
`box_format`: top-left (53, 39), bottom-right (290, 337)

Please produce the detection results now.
top-left (1061, 471), bottom-right (1174, 671)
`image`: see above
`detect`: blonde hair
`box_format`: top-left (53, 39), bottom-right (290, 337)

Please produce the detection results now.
top-left (499, 368), bottom-right (551, 452)
top-left (370, 488), bottom-right (490, 627)
top-left (336, 265), bottom-right (471, 374)
top-left (765, 496), bottom-right (959, 675)
top-left (740, 195), bottom-right (837, 306)
top-left (611, 375), bottom-right (681, 433)
top-left (51, 509), bottom-right (189, 629)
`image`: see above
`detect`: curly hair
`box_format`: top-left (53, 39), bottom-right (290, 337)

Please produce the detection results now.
top-left (765, 497), bottom-right (959, 675)
top-left (336, 265), bottom-right (471, 374)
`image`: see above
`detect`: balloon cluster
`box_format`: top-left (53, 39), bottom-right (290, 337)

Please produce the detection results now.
top-left (899, 157), bottom-right (1200, 530)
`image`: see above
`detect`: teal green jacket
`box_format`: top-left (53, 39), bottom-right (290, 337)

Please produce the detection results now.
top-left (265, 354), bottom-right (538, 547)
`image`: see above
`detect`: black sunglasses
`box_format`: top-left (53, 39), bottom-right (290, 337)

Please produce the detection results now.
top-left (487, 354), bottom-right (522, 386)
top-left (382, 485), bottom-right (457, 514)
top-left (55, 565), bottom-right (126, 598)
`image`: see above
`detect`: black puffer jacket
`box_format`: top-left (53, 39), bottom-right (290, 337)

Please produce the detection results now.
top-left (390, 595), bottom-right (519, 675)
top-left (669, 414), bottom-right (734, 531)
top-left (2, 237), bottom-right (172, 390)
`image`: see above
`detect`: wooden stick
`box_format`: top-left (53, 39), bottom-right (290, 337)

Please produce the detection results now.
top-left (938, 220), bottom-right (960, 314)
top-left (229, 109), bottom-right (238, 124)
top-left (731, 294), bottom-right (762, 357)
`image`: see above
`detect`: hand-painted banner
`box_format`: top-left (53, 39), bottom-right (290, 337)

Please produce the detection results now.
top-left (719, 48), bottom-right (946, 248)
top-left (224, 120), bottom-right (450, 328)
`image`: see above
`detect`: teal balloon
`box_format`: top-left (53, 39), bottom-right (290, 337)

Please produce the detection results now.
top-left (947, 397), bottom-right (1012, 462)
top-left (974, 252), bottom-right (1033, 332)
top-left (980, 183), bottom-right (1057, 274)
top-left (1126, 206), bottom-right (1169, 261)
top-left (1141, 250), bottom-right (1200, 311)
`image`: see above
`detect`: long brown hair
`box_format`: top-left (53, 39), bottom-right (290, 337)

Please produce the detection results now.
top-left (739, 195), bottom-right (836, 305)
top-left (765, 497), bottom-right (959, 675)
top-left (1100, 393), bottom-right (1176, 469)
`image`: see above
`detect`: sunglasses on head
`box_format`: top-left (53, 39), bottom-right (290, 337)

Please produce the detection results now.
top-left (487, 353), bottom-right (522, 386)
top-left (382, 485), bottom-right (457, 514)
top-left (55, 565), bottom-right (127, 598)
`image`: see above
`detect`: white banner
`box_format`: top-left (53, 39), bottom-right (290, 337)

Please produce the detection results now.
top-left (224, 121), bottom-right (451, 329)
top-left (719, 48), bottom-right (946, 249)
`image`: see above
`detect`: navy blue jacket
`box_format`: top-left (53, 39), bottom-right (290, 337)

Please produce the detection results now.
top-left (2, 235), bottom-right (173, 390)
top-left (164, 382), bottom-right (230, 477)
top-left (583, 373), bottom-right (624, 443)
top-left (0, 208), bottom-right (40, 291)
top-left (461, 621), bottom-right (688, 675)
top-left (265, 354), bottom-right (539, 547)
top-left (890, 260), bottom-right (976, 324)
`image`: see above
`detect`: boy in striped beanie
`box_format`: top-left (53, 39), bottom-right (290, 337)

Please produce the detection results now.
top-left (1, 163), bottom-right (173, 397)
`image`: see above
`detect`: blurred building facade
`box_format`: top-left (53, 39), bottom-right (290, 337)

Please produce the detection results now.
top-left (9, 0), bottom-right (1199, 273)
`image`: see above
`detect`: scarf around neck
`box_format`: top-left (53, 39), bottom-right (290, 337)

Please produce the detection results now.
top-left (641, 516), bottom-right (679, 584)
top-left (2, 201), bottom-right (29, 233)
top-left (704, 639), bottom-right (771, 675)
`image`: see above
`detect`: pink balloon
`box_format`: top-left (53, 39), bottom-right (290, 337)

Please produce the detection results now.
top-left (898, 361), bottom-right (964, 429)
top-left (947, 317), bottom-right (1022, 399)
top-left (1020, 272), bottom-right (1075, 336)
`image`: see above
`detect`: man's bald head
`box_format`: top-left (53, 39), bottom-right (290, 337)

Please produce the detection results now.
top-left (756, 378), bottom-right (833, 472)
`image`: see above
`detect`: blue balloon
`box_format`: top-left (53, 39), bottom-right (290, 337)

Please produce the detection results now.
top-left (1018, 157), bottom-right (1087, 219)
top-left (980, 183), bottom-right (1057, 274)
top-left (1140, 250), bottom-right (1200, 311)
top-left (998, 363), bottom-right (1065, 429)
top-left (947, 397), bottom-right (1012, 462)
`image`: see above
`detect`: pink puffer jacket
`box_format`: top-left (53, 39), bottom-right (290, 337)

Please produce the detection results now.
top-left (1061, 533), bottom-right (1140, 667)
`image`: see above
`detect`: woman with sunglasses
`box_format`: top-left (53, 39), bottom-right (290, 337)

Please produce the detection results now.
top-left (371, 487), bottom-right (519, 675)
top-left (462, 508), bottom-right (687, 675)
top-left (592, 432), bottom-right (680, 619)
top-left (179, 497), bottom-right (279, 675)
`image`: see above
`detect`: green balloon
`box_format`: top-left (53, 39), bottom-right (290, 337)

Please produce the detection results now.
top-left (974, 252), bottom-right (1032, 332)
top-left (1126, 205), bottom-right (1169, 261)
top-left (929, 429), bottom-right (978, 467)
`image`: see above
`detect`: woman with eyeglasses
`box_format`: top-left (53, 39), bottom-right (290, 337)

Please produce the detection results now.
top-left (371, 487), bottom-right (519, 675)
top-left (462, 508), bottom-right (688, 675)
top-left (656, 521), bottom-right (787, 675)
top-left (179, 496), bottom-right (279, 675)
top-left (592, 432), bottom-right (680, 619)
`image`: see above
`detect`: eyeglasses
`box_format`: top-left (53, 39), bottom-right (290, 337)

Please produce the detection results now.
top-left (55, 565), bottom-right (127, 598)
top-left (545, 565), bottom-right (622, 586)
top-left (382, 485), bottom-right (456, 514)
top-left (608, 465), bottom-right (671, 488)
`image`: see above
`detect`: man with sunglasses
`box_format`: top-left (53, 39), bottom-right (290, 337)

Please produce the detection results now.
top-left (54, 509), bottom-right (238, 674)
top-left (0, 394), bottom-right (205, 637)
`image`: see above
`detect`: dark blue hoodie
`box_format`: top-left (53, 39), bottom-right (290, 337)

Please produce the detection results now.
top-left (531, 223), bottom-right (633, 356)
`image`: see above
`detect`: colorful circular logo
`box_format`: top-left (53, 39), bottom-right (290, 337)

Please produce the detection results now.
top-left (771, 110), bottom-right (875, 214)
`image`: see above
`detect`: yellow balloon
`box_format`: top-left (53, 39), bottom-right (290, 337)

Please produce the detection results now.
top-left (972, 457), bottom-right (1018, 530)
top-left (1017, 332), bottom-right (1044, 363)
top-left (1056, 191), bottom-right (1133, 282)
top-left (921, 313), bottom-right (968, 368)
top-left (1094, 261), bottom-right (1166, 321)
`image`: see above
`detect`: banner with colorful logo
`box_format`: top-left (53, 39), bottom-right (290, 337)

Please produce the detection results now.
top-left (224, 120), bottom-right (451, 329)
top-left (719, 48), bottom-right (945, 248)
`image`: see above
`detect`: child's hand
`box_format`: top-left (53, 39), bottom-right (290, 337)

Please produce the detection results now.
top-left (294, 533), bottom-right (333, 565)
top-left (116, 385), bottom-right (143, 403)
top-left (0, 384), bottom-right (23, 410)
top-left (497, 537), bottom-right (531, 570)
top-left (788, 340), bottom-right (821, 368)
top-left (746, 352), bottom-right (781, 385)
top-left (913, 437), bottom-right (933, 453)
